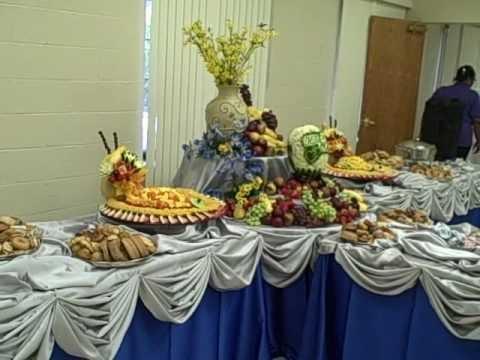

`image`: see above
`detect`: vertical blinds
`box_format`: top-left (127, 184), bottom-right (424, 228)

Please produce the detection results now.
top-left (148, 0), bottom-right (273, 185)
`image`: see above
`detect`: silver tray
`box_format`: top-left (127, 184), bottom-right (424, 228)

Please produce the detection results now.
top-left (86, 253), bottom-right (155, 268)
top-left (69, 224), bottom-right (158, 269)
top-left (0, 225), bottom-right (43, 260)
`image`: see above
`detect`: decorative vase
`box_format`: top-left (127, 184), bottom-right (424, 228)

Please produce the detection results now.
top-left (205, 85), bottom-right (248, 136)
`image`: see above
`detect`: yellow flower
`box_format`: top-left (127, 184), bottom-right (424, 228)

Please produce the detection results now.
top-left (218, 143), bottom-right (232, 154)
top-left (183, 20), bottom-right (277, 86)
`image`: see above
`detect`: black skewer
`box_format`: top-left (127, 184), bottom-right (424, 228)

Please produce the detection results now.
top-left (98, 131), bottom-right (111, 154)
top-left (113, 132), bottom-right (119, 149)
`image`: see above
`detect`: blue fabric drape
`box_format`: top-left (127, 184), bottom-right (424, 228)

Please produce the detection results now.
top-left (449, 208), bottom-right (480, 226)
top-left (52, 268), bottom-right (270, 360)
top-left (263, 272), bottom-right (312, 360)
top-left (299, 254), bottom-right (480, 360)
top-left (51, 209), bottom-right (480, 360)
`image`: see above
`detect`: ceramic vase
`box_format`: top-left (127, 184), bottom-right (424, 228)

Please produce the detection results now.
top-left (205, 85), bottom-right (248, 136)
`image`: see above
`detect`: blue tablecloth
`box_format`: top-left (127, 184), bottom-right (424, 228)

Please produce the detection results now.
top-left (51, 209), bottom-right (480, 360)
top-left (299, 254), bottom-right (480, 360)
top-left (52, 268), bottom-right (270, 360)
top-left (449, 208), bottom-right (480, 226)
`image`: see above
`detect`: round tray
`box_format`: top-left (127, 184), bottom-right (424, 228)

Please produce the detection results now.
top-left (86, 253), bottom-right (155, 268)
top-left (323, 166), bottom-right (398, 181)
top-left (99, 213), bottom-right (187, 235)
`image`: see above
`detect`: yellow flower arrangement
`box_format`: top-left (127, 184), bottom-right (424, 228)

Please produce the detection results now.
top-left (183, 20), bottom-right (277, 86)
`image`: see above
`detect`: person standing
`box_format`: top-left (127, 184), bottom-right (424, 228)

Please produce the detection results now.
top-left (431, 65), bottom-right (480, 159)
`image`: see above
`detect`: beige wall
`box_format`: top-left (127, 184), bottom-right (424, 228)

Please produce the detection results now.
top-left (267, 0), bottom-right (409, 148)
top-left (333, 0), bottom-right (408, 148)
top-left (0, 0), bottom-right (144, 220)
top-left (266, 0), bottom-right (339, 137)
top-left (409, 0), bottom-right (480, 24)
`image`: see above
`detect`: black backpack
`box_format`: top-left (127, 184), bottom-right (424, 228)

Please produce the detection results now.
top-left (420, 97), bottom-right (465, 160)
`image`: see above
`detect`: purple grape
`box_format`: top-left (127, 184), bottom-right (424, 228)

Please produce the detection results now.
top-left (240, 84), bottom-right (253, 106)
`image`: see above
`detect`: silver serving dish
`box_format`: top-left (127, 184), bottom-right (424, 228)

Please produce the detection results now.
top-left (0, 225), bottom-right (43, 260)
top-left (87, 253), bottom-right (155, 268)
top-left (395, 139), bottom-right (436, 162)
top-left (70, 224), bottom-right (158, 268)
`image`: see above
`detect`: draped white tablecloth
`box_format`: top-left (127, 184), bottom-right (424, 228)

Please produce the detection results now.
top-left (3, 213), bottom-right (480, 358)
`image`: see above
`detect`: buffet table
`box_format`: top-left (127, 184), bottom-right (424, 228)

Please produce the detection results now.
top-left (2, 212), bottom-right (480, 359)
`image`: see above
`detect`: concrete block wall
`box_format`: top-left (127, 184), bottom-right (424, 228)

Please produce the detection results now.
top-left (0, 0), bottom-right (144, 220)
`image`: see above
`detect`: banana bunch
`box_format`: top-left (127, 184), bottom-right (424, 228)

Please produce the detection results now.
top-left (341, 189), bottom-right (368, 212)
top-left (245, 120), bottom-right (287, 157)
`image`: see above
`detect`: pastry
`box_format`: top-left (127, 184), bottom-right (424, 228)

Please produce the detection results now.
top-left (378, 208), bottom-right (432, 226)
top-left (0, 220), bottom-right (41, 257)
top-left (70, 224), bottom-right (156, 264)
top-left (360, 150), bottom-right (404, 170)
top-left (341, 220), bottom-right (396, 244)
top-left (409, 163), bottom-right (453, 181)
top-left (121, 237), bottom-right (141, 259)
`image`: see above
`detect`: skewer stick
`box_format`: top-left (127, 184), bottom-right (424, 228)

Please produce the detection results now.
top-left (113, 132), bottom-right (119, 149)
top-left (98, 131), bottom-right (111, 154)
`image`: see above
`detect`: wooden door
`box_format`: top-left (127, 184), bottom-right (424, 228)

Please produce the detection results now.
top-left (356, 16), bottom-right (426, 154)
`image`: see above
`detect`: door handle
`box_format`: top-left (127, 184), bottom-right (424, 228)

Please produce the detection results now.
top-left (362, 117), bottom-right (375, 127)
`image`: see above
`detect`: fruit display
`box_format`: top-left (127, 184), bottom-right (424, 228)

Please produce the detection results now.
top-left (241, 85), bottom-right (287, 157)
top-left (99, 135), bottom-right (225, 227)
top-left (378, 208), bottom-right (432, 226)
top-left (341, 220), bottom-right (396, 244)
top-left (98, 131), bottom-right (147, 199)
top-left (408, 163), bottom-right (454, 181)
top-left (288, 125), bottom-right (329, 176)
top-left (70, 224), bottom-right (156, 265)
top-left (360, 150), bottom-right (404, 170)
top-left (325, 156), bottom-right (398, 181)
top-left (100, 187), bottom-right (225, 225)
top-left (323, 127), bottom-right (353, 160)
top-left (0, 216), bottom-right (41, 257)
top-left (244, 118), bottom-right (287, 157)
top-left (225, 175), bottom-right (365, 228)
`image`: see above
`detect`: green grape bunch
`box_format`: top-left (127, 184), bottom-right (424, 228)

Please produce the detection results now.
top-left (302, 189), bottom-right (337, 223)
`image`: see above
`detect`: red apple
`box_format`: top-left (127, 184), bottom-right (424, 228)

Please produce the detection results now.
top-left (273, 176), bottom-right (286, 188)
top-left (273, 206), bottom-right (284, 217)
top-left (284, 213), bottom-right (295, 226)
top-left (257, 122), bottom-right (267, 134)
top-left (253, 145), bottom-right (265, 156)
top-left (271, 216), bottom-right (284, 227)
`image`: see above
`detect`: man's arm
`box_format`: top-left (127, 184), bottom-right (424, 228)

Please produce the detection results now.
top-left (474, 120), bottom-right (480, 153)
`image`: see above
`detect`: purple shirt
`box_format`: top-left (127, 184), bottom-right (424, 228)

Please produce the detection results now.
top-left (432, 83), bottom-right (480, 147)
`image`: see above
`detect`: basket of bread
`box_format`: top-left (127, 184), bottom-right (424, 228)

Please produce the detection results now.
top-left (69, 224), bottom-right (157, 268)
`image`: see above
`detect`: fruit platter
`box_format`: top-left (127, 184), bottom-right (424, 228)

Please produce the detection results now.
top-left (0, 216), bottom-right (42, 259)
top-left (408, 162), bottom-right (454, 182)
top-left (224, 175), bottom-right (367, 228)
top-left (324, 127), bottom-right (353, 161)
top-left (98, 132), bottom-right (225, 234)
top-left (69, 224), bottom-right (157, 268)
top-left (360, 150), bottom-right (404, 170)
top-left (341, 219), bottom-right (396, 245)
top-left (377, 208), bottom-right (432, 227)
top-left (324, 155), bottom-right (399, 181)
top-left (241, 85), bottom-right (287, 157)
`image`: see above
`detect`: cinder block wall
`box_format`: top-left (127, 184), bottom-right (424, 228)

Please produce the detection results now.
top-left (0, 0), bottom-right (144, 220)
